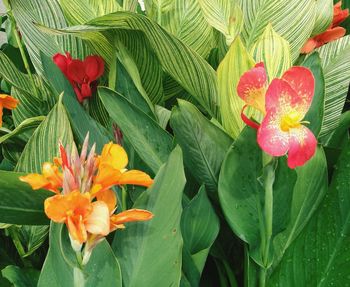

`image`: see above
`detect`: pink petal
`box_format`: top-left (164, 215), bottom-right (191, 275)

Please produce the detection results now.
top-left (257, 108), bottom-right (290, 156)
top-left (287, 126), bottom-right (317, 168)
top-left (281, 67), bottom-right (315, 115)
top-left (265, 79), bottom-right (310, 118)
top-left (237, 62), bottom-right (267, 114)
top-left (84, 56), bottom-right (105, 81)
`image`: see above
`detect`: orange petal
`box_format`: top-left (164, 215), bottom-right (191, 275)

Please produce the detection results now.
top-left (94, 165), bottom-right (123, 189)
top-left (85, 201), bottom-right (110, 236)
top-left (0, 94), bottom-right (19, 110)
top-left (0, 105), bottom-right (3, 127)
top-left (300, 38), bottom-right (318, 54)
top-left (44, 191), bottom-right (91, 222)
top-left (96, 189), bottom-right (117, 213)
top-left (110, 209), bottom-right (153, 226)
top-left (42, 162), bottom-right (63, 189)
top-left (314, 27), bottom-right (346, 46)
top-left (237, 63), bottom-right (267, 114)
top-left (100, 142), bottom-right (128, 170)
top-left (117, 170), bottom-right (154, 187)
top-left (20, 173), bottom-right (50, 190)
top-left (67, 215), bottom-right (88, 244)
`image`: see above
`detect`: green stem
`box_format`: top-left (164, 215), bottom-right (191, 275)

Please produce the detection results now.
top-left (259, 159), bottom-right (276, 287)
top-left (121, 185), bottom-right (127, 211)
top-left (7, 8), bottom-right (39, 100)
top-left (75, 251), bottom-right (83, 268)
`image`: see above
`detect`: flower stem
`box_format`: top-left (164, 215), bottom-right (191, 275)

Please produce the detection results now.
top-left (121, 185), bottom-right (127, 211)
top-left (259, 159), bottom-right (276, 287)
top-left (75, 251), bottom-right (83, 268)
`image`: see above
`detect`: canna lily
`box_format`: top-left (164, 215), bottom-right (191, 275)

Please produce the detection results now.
top-left (237, 63), bottom-right (317, 168)
top-left (53, 52), bottom-right (105, 103)
top-left (301, 1), bottom-right (349, 54)
top-left (20, 134), bottom-right (153, 263)
top-left (0, 94), bottom-right (19, 127)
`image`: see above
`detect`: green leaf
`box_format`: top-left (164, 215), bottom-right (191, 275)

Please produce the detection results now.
top-left (198, 0), bottom-right (243, 46)
top-left (272, 147), bottom-right (328, 267)
top-left (250, 24), bottom-right (291, 80)
top-left (38, 12), bottom-right (219, 118)
top-left (38, 223), bottom-right (122, 287)
top-left (0, 116), bottom-right (45, 145)
top-left (316, 35), bottom-right (350, 140)
top-left (112, 146), bottom-right (185, 287)
top-left (217, 36), bottom-right (256, 138)
top-left (15, 99), bottom-right (73, 173)
top-left (268, 142), bottom-right (350, 286)
top-left (301, 52), bottom-right (325, 137)
top-left (164, 0), bottom-right (215, 58)
top-left (238, 0), bottom-right (316, 61)
top-left (41, 53), bottom-right (112, 152)
top-left (218, 127), bottom-right (296, 265)
top-left (0, 171), bottom-right (50, 225)
top-left (1, 266), bottom-right (39, 287)
top-left (155, 105), bottom-right (171, 129)
top-left (326, 111), bottom-right (350, 148)
top-left (11, 0), bottom-right (90, 74)
top-left (99, 87), bottom-right (173, 173)
top-left (170, 99), bottom-right (232, 194)
top-left (181, 186), bottom-right (220, 286)
top-left (312, 0), bottom-right (333, 35)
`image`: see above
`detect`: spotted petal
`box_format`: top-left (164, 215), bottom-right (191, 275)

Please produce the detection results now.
top-left (237, 62), bottom-right (267, 114)
top-left (257, 108), bottom-right (290, 157)
top-left (287, 126), bottom-right (317, 168)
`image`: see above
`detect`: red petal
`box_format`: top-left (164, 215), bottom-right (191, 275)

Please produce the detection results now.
top-left (67, 59), bottom-right (86, 83)
top-left (332, 2), bottom-right (349, 27)
top-left (84, 56), bottom-right (105, 81)
top-left (73, 86), bottom-right (84, 103)
top-left (257, 108), bottom-right (290, 157)
top-left (281, 67), bottom-right (315, 115)
top-left (300, 38), bottom-right (318, 54)
top-left (53, 53), bottom-right (69, 75)
top-left (241, 105), bottom-right (260, 130)
top-left (237, 63), bottom-right (267, 114)
top-left (314, 27), bottom-right (346, 45)
top-left (287, 126), bottom-right (317, 168)
top-left (81, 83), bottom-right (92, 99)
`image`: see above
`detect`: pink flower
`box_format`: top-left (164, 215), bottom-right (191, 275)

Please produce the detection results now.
top-left (237, 64), bottom-right (317, 168)
top-left (53, 52), bottom-right (105, 103)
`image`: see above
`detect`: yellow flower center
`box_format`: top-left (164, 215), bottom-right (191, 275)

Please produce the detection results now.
top-left (280, 111), bottom-right (303, 132)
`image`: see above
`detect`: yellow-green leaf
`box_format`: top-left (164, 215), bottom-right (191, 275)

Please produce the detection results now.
top-left (217, 37), bottom-right (257, 138)
top-left (250, 23), bottom-right (291, 81)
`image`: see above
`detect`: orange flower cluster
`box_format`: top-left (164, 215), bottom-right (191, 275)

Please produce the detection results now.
top-left (301, 1), bottom-right (349, 53)
top-left (20, 135), bottom-right (153, 264)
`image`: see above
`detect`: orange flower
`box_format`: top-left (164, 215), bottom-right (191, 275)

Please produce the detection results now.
top-left (20, 135), bottom-right (154, 263)
top-left (301, 1), bottom-right (349, 53)
top-left (45, 191), bottom-right (92, 243)
top-left (0, 94), bottom-right (19, 127)
top-left (20, 162), bottom-right (62, 193)
top-left (92, 142), bottom-right (153, 194)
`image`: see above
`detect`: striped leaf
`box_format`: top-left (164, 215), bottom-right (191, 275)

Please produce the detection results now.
top-left (312, 0), bottom-right (333, 36)
top-left (38, 12), bottom-right (219, 117)
top-left (238, 0), bottom-right (316, 61)
top-left (15, 98), bottom-right (73, 173)
top-left (11, 0), bottom-right (91, 74)
top-left (123, 0), bottom-right (139, 12)
top-left (198, 0), bottom-right (243, 46)
top-left (316, 35), bottom-right (350, 140)
top-left (0, 116), bottom-right (45, 144)
top-left (251, 24), bottom-right (291, 81)
top-left (144, 0), bottom-right (174, 21)
top-left (217, 37), bottom-right (256, 138)
top-left (163, 0), bottom-right (215, 58)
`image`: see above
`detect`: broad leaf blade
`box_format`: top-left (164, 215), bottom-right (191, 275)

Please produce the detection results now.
top-left (112, 146), bottom-right (185, 287)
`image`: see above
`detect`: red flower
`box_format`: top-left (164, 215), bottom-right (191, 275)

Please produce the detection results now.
top-left (53, 52), bottom-right (105, 103)
top-left (301, 1), bottom-right (349, 54)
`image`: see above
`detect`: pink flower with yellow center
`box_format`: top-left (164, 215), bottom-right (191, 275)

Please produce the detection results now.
top-left (237, 63), bottom-right (317, 168)
top-left (20, 134), bottom-right (153, 263)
